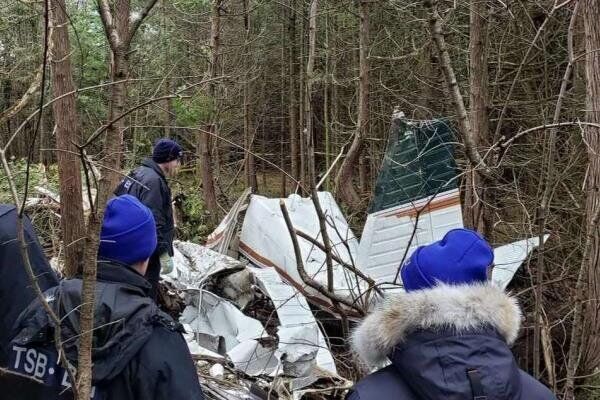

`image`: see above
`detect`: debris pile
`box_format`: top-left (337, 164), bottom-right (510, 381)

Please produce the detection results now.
top-left (160, 185), bottom-right (546, 399)
top-left (163, 237), bottom-right (353, 399)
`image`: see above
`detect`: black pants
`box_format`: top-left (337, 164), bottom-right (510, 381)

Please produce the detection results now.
top-left (146, 252), bottom-right (161, 301)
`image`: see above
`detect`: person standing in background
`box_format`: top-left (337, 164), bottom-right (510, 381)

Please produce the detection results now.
top-left (114, 138), bottom-right (182, 300)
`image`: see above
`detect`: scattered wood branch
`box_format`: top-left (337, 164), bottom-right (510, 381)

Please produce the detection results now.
top-left (294, 229), bottom-right (378, 291)
top-left (392, 192), bottom-right (439, 284)
top-left (310, 190), bottom-right (334, 292)
top-left (80, 94), bottom-right (185, 148)
top-left (279, 200), bottom-right (365, 316)
top-left (496, 121), bottom-right (600, 151)
top-left (532, 1), bottom-right (579, 383)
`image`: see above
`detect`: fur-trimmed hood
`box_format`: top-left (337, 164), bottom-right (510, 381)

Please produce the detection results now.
top-left (352, 282), bottom-right (522, 367)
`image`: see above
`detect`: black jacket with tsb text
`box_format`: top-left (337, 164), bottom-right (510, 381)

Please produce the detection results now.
top-left (0, 205), bottom-right (58, 367)
top-left (4, 261), bottom-right (204, 400)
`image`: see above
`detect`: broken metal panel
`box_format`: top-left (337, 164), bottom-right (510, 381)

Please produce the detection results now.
top-left (358, 115), bottom-right (546, 289)
top-left (206, 188), bottom-right (252, 254)
top-left (239, 192), bottom-right (367, 312)
top-left (227, 340), bottom-right (279, 377)
top-left (180, 290), bottom-right (269, 353)
top-left (358, 189), bottom-right (463, 285)
top-left (492, 235), bottom-right (549, 290)
top-left (369, 118), bottom-right (458, 214)
top-left (166, 241), bottom-right (340, 382)
top-left (168, 241), bottom-right (246, 290)
top-left (248, 266), bottom-right (337, 375)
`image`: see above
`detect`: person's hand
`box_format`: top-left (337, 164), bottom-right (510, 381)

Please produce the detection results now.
top-left (160, 253), bottom-right (174, 274)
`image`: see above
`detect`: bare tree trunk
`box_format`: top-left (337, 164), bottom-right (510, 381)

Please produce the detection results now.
top-left (105, 52), bottom-right (127, 180)
top-left (84, 3), bottom-right (159, 398)
top-left (201, 124), bottom-right (218, 222)
top-left (298, 4), bottom-right (306, 187)
top-left (424, 0), bottom-right (489, 174)
top-left (304, 0), bottom-right (318, 189)
top-left (582, 0), bottom-right (600, 373)
top-left (243, 0), bottom-right (257, 192)
top-left (335, 0), bottom-right (369, 207)
top-left (359, 155), bottom-right (368, 193)
top-left (103, 0), bottom-right (131, 190)
top-left (49, 0), bottom-right (85, 277)
top-left (200, 0), bottom-right (221, 223)
top-left (288, 0), bottom-right (300, 183)
top-left (280, 3), bottom-right (287, 197)
top-left (160, 0), bottom-right (171, 138)
top-left (323, 10), bottom-right (331, 191)
top-left (463, 0), bottom-right (491, 238)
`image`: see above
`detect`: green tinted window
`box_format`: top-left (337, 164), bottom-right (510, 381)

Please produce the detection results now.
top-left (369, 118), bottom-right (457, 213)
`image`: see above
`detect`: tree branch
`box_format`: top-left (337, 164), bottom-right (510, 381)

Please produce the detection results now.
top-left (279, 200), bottom-right (365, 316)
top-left (80, 94), bottom-right (184, 148)
top-left (96, 0), bottom-right (121, 51)
top-left (493, 0), bottom-right (574, 143)
top-left (294, 228), bottom-right (380, 292)
top-left (424, 0), bottom-right (491, 176)
top-left (0, 66), bottom-right (44, 127)
top-left (127, 0), bottom-right (159, 45)
top-left (496, 121), bottom-right (600, 151)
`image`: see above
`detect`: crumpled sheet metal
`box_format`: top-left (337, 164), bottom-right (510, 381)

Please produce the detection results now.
top-left (164, 241), bottom-right (339, 383)
top-left (180, 290), bottom-right (269, 354)
top-left (239, 192), bottom-right (369, 312)
top-left (248, 266), bottom-right (337, 375)
top-left (165, 240), bottom-right (245, 290)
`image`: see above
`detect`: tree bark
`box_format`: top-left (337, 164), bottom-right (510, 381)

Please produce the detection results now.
top-left (335, 0), bottom-right (369, 207)
top-left (288, 0), bottom-right (300, 183)
top-left (463, 0), bottom-right (491, 238)
top-left (424, 0), bottom-right (490, 175)
top-left (82, 2), bottom-right (158, 398)
top-left (103, 0), bottom-right (131, 191)
top-left (200, 124), bottom-right (218, 223)
top-left (304, 0), bottom-right (318, 188)
top-left (323, 10), bottom-right (331, 191)
top-left (243, 0), bottom-right (257, 192)
top-left (49, 0), bottom-right (86, 277)
top-left (199, 0), bottom-right (221, 223)
top-left (280, 3), bottom-right (287, 197)
top-left (582, 0), bottom-right (600, 373)
top-left (298, 4), bottom-right (306, 188)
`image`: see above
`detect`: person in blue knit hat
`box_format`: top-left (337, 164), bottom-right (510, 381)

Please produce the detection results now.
top-left (5, 195), bottom-right (205, 400)
top-left (115, 138), bottom-right (183, 300)
top-left (98, 194), bottom-right (157, 268)
top-left (347, 228), bottom-right (556, 400)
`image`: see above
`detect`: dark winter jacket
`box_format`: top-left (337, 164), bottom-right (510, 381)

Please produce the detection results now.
top-left (0, 204), bottom-right (58, 367)
top-left (114, 158), bottom-right (174, 257)
top-left (347, 283), bottom-right (556, 400)
top-left (4, 260), bottom-right (204, 400)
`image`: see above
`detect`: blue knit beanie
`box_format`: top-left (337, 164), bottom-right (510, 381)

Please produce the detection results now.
top-left (401, 228), bottom-right (494, 292)
top-left (98, 195), bottom-right (157, 266)
top-left (152, 138), bottom-right (183, 164)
